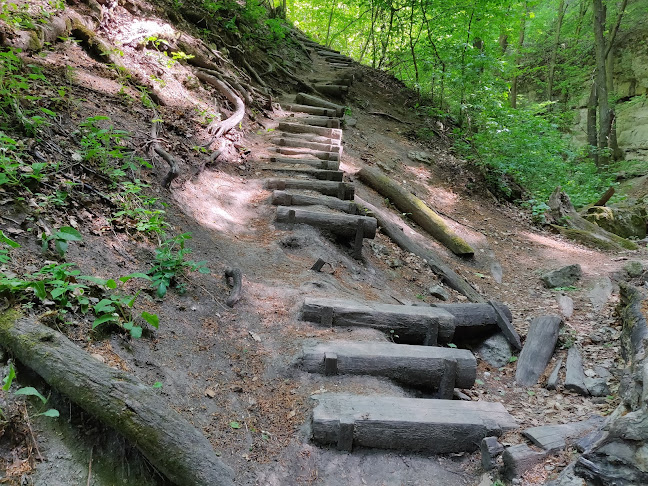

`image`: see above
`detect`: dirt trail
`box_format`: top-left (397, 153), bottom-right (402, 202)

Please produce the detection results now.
top-left (1, 4), bottom-right (646, 485)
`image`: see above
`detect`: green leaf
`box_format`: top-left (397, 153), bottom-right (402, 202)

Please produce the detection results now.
top-left (119, 272), bottom-right (151, 283)
top-left (156, 282), bottom-right (167, 298)
top-left (55, 227), bottom-right (83, 241)
top-left (40, 107), bottom-right (57, 116)
top-left (2, 363), bottom-right (16, 391)
top-left (15, 386), bottom-right (47, 403)
top-left (54, 239), bottom-right (68, 256)
top-left (123, 321), bottom-right (133, 331)
top-left (37, 408), bottom-right (59, 418)
top-left (106, 279), bottom-right (117, 289)
top-left (153, 382), bottom-right (163, 388)
top-left (94, 299), bottom-right (115, 314)
top-left (129, 326), bottom-right (142, 338)
top-left (229, 421), bottom-right (241, 429)
top-left (30, 281), bottom-right (47, 300)
top-left (141, 311), bottom-right (159, 329)
top-left (77, 276), bottom-right (108, 286)
top-left (527, 390), bottom-right (536, 396)
top-left (0, 230), bottom-right (20, 248)
top-left (447, 343), bottom-right (457, 348)
top-left (92, 314), bottom-right (118, 329)
top-left (508, 356), bottom-right (518, 363)
top-left (198, 266), bottom-right (211, 274)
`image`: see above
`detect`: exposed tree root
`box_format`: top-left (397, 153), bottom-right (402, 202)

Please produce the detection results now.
top-left (150, 109), bottom-right (180, 189)
top-left (195, 71), bottom-right (245, 139)
top-left (224, 267), bottom-right (243, 307)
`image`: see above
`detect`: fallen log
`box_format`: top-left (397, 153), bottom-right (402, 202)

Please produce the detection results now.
top-left (314, 84), bottom-right (349, 99)
top-left (358, 166), bottom-right (475, 256)
top-left (278, 122), bottom-right (342, 140)
top-left (300, 340), bottom-right (476, 391)
top-left (265, 179), bottom-right (354, 199)
top-left (284, 104), bottom-right (338, 117)
top-left (0, 313), bottom-right (234, 486)
top-left (515, 315), bottom-right (562, 386)
top-left (276, 206), bottom-right (376, 239)
top-left (593, 186), bottom-right (615, 207)
top-left (548, 187), bottom-right (638, 251)
top-left (262, 166), bottom-right (344, 181)
top-left (312, 393), bottom-right (517, 453)
top-left (273, 147), bottom-right (339, 161)
top-left (271, 190), bottom-right (358, 213)
top-left (354, 197), bottom-right (484, 302)
top-left (269, 156), bottom-right (339, 170)
top-left (295, 93), bottom-right (346, 117)
top-left (224, 267), bottom-right (242, 307)
top-left (434, 302), bottom-right (513, 341)
top-left (311, 77), bottom-right (354, 87)
top-left (195, 71), bottom-right (245, 138)
top-left (301, 297), bottom-right (455, 344)
top-left (273, 137), bottom-right (342, 154)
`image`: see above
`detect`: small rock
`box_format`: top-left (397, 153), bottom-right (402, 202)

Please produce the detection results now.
top-left (594, 365), bottom-right (612, 379)
top-left (490, 261), bottom-right (503, 283)
top-left (91, 353), bottom-right (106, 363)
top-left (476, 332), bottom-right (515, 368)
top-left (584, 377), bottom-right (609, 397)
top-left (407, 151), bottom-right (433, 163)
top-left (428, 284), bottom-right (449, 301)
top-left (205, 387), bottom-right (217, 398)
top-left (588, 277), bottom-right (614, 312)
top-left (565, 347), bottom-right (589, 396)
top-left (453, 389), bottom-right (471, 401)
top-left (584, 368), bottom-right (596, 378)
top-left (624, 261), bottom-right (645, 278)
top-left (481, 436), bottom-right (504, 470)
top-left (370, 241), bottom-right (389, 257)
top-left (546, 358), bottom-right (563, 391)
top-left (557, 295), bottom-right (574, 318)
top-left (542, 264), bottom-right (582, 289)
top-left (344, 116), bottom-right (357, 127)
top-left (388, 258), bottom-right (403, 268)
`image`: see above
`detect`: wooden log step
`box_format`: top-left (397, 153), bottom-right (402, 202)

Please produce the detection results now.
top-left (277, 132), bottom-right (341, 145)
top-left (310, 78), bottom-right (354, 87)
top-left (300, 340), bottom-right (476, 391)
top-left (284, 104), bottom-right (338, 117)
top-left (316, 50), bottom-right (352, 60)
top-left (314, 84), bottom-right (349, 98)
top-left (278, 121), bottom-right (342, 140)
top-left (433, 302), bottom-right (513, 341)
top-left (302, 41), bottom-right (340, 53)
top-left (522, 416), bottom-right (604, 453)
top-left (276, 206), bottom-right (376, 239)
top-left (286, 116), bottom-right (341, 128)
top-left (262, 166), bottom-right (344, 181)
top-left (270, 156), bottom-right (339, 170)
top-left (273, 147), bottom-right (339, 161)
top-left (271, 190), bottom-right (358, 214)
top-left (515, 315), bottom-right (562, 386)
top-left (265, 179), bottom-right (354, 199)
top-left (301, 297), bottom-right (456, 344)
top-left (273, 137), bottom-right (342, 154)
top-left (295, 93), bottom-right (346, 117)
top-left (311, 393), bottom-right (518, 453)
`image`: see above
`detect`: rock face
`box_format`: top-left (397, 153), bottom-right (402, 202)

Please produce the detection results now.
top-left (584, 205), bottom-right (647, 240)
top-left (476, 332), bottom-right (515, 368)
top-left (565, 347), bottom-right (589, 396)
top-left (542, 265), bottom-right (582, 289)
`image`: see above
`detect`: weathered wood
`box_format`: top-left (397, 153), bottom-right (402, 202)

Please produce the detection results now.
top-left (310, 258), bottom-right (330, 272)
top-left (295, 93), bottom-right (346, 117)
top-left (314, 84), bottom-right (349, 98)
top-left (355, 197), bottom-right (484, 302)
top-left (502, 444), bottom-right (549, 480)
top-left (522, 416), bottom-right (605, 453)
top-left (274, 137), bottom-right (342, 154)
top-left (277, 132), bottom-right (341, 145)
top-left (546, 358), bottom-right (562, 390)
top-left (312, 394), bottom-right (517, 453)
top-left (265, 179), bottom-right (354, 199)
top-left (311, 77), bottom-right (354, 87)
top-left (565, 347), bottom-right (589, 395)
top-left (263, 166), bottom-right (344, 181)
top-left (301, 297), bottom-right (455, 344)
top-left (316, 50), bottom-right (352, 61)
top-left (488, 300), bottom-right (522, 350)
top-left (515, 315), bottom-right (562, 386)
top-left (269, 156), bottom-right (340, 170)
top-left (357, 166), bottom-right (475, 256)
top-left (276, 206), bottom-right (376, 239)
top-left (284, 104), bottom-right (338, 117)
top-left (289, 115), bottom-right (341, 128)
top-left (593, 186), bottom-right (615, 207)
top-left (481, 437), bottom-right (505, 470)
top-left (224, 267), bottom-right (242, 307)
top-left (300, 340), bottom-right (476, 390)
top-left (271, 191), bottom-right (357, 214)
top-left (278, 121), bottom-right (342, 140)
top-left (433, 303), bottom-right (513, 340)
top-left (273, 147), bottom-right (339, 161)
top-left (0, 314), bottom-right (234, 486)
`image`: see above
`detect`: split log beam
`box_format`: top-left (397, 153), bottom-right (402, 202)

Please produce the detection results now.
top-left (277, 132), bottom-right (340, 145)
top-left (288, 115), bottom-right (341, 128)
top-left (274, 137), bottom-right (342, 154)
top-left (314, 84), bottom-right (349, 98)
top-left (269, 156), bottom-right (339, 170)
top-left (275, 206), bottom-right (376, 239)
top-left (593, 186), bottom-right (615, 207)
top-left (295, 93), bottom-right (346, 117)
top-left (265, 179), bottom-right (354, 199)
top-left (515, 315), bottom-right (562, 386)
top-left (354, 196), bottom-right (484, 302)
top-left (273, 147), bottom-right (339, 161)
top-left (278, 122), bottom-right (342, 140)
top-left (301, 297), bottom-right (456, 344)
top-left (284, 104), bottom-right (338, 117)
top-left (262, 166), bottom-right (343, 181)
top-left (358, 165), bottom-right (475, 256)
top-left (0, 314), bottom-right (234, 486)
top-left (300, 340), bottom-right (476, 390)
top-left (271, 190), bottom-right (358, 213)
top-left (434, 302), bottom-right (513, 341)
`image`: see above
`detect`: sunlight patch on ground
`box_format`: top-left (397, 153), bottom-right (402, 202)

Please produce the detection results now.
top-left (174, 170), bottom-right (266, 236)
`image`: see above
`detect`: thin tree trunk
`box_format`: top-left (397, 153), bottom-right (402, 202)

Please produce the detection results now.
top-left (547, 0), bottom-right (566, 101)
top-left (510, 2), bottom-right (528, 109)
top-left (325, 2), bottom-right (336, 47)
top-left (458, 8), bottom-right (475, 126)
top-left (607, 45), bottom-right (622, 160)
top-left (587, 80), bottom-right (599, 164)
top-left (593, 0), bottom-right (610, 166)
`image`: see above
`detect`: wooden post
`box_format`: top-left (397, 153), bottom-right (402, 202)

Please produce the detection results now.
top-left (353, 219), bottom-right (365, 259)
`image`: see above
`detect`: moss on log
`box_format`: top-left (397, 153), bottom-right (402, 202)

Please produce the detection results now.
top-left (0, 313), bottom-right (233, 486)
top-left (357, 166), bottom-right (475, 256)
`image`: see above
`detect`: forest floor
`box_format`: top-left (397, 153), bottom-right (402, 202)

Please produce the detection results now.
top-left (1, 2), bottom-right (647, 486)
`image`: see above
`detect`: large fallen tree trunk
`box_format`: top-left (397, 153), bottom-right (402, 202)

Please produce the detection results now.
top-left (355, 196), bottom-right (484, 302)
top-left (0, 313), bottom-right (233, 486)
top-left (357, 166), bottom-right (475, 256)
top-left (276, 206), bottom-right (376, 238)
top-left (547, 187), bottom-right (638, 251)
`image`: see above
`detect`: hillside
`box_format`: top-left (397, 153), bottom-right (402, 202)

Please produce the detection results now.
top-left (0, 1), bottom-right (647, 485)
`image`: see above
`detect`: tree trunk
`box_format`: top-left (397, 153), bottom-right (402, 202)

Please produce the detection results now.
top-left (510, 2), bottom-right (528, 109)
top-left (0, 313), bottom-right (234, 486)
top-left (547, 0), bottom-right (566, 101)
top-left (357, 166), bottom-right (475, 256)
top-left (593, 0), bottom-right (610, 166)
top-left (587, 81), bottom-right (599, 164)
top-left (325, 2), bottom-right (336, 47)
